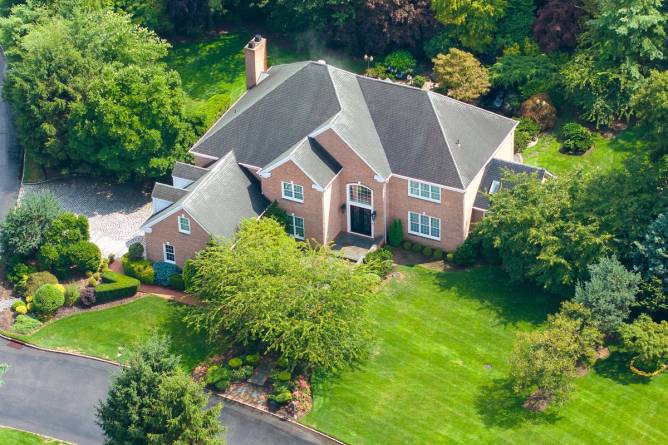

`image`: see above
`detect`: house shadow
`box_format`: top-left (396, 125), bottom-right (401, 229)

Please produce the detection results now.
top-left (474, 377), bottom-right (560, 429)
top-left (593, 350), bottom-right (651, 386)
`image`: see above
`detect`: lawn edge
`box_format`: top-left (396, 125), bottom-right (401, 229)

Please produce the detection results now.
top-left (0, 423), bottom-right (75, 444)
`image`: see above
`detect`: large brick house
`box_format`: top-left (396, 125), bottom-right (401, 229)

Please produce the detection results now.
top-left (142, 36), bottom-right (547, 267)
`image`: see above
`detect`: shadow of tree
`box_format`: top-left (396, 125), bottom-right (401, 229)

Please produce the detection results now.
top-left (475, 377), bottom-right (560, 429)
top-left (593, 350), bottom-right (651, 386)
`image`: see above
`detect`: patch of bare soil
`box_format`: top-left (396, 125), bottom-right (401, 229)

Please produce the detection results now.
top-left (523, 390), bottom-right (553, 412)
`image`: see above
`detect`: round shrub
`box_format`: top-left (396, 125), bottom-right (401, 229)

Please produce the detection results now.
top-left (79, 287), bottom-right (96, 307)
top-left (411, 243), bottom-right (422, 253)
top-left (422, 246), bottom-right (433, 257)
top-left (205, 365), bottom-right (231, 385)
top-left (15, 305), bottom-right (28, 315)
top-left (214, 379), bottom-right (231, 391)
top-left (244, 354), bottom-right (260, 365)
top-left (402, 240), bottom-right (413, 251)
top-left (269, 390), bottom-right (293, 405)
top-left (153, 261), bottom-right (181, 286)
top-left (88, 277), bottom-right (98, 287)
top-left (11, 314), bottom-right (42, 335)
top-left (55, 283), bottom-right (65, 293)
top-left (275, 370), bottom-right (291, 382)
top-left (514, 117), bottom-right (541, 152)
top-left (383, 50), bottom-right (416, 78)
top-left (228, 357), bottom-right (243, 369)
top-left (64, 285), bottom-right (80, 306)
top-left (412, 75), bottom-right (427, 88)
top-left (520, 93), bottom-right (556, 130)
top-left (231, 365), bottom-right (254, 382)
top-left (67, 241), bottom-right (101, 273)
top-left (432, 249), bottom-right (443, 260)
top-left (11, 300), bottom-right (25, 311)
top-left (168, 273), bottom-right (185, 291)
top-left (559, 122), bottom-right (593, 155)
top-left (33, 284), bottom-right (65, 316)
top-left (127, 242), bottom-right (144, 261)
top-left (24, 271), bottom-right (58, 298)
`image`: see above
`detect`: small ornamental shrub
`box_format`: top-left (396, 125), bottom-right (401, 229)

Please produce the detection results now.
top-left (366, 64), bottom-right (389, 79)
top-left (402, 240), bottom-right (413, 250)
top-left (412, 75), bottom-right (427, 88)
top-left (6, 261), bottom-right (33, 287)
top-left (275, 370), bottom-right (291, 382)
top-left (559, 122), bottom-right (593, 155)
top-left (66, 241), bottom-right (101, 273)
top-left (422, 246), bottom-right (433, 257)
top-left (64, 285), bottom-right (80, 307)
top-left (364, 248), bottom-right (394, 278)
top-left (24, 271), bottom-right (58, 298)
top-left (168, 273), bottom-right (185, 291)
top-left (276, 356), bottom-right (290, 369)
top-left (15, 305), bottom-right (28, 315)
top-left (244, 354), bottom-right (260, 365)
top-left (33, 284), bottom-right (65, 316)
top-left (520, 93), bottom-right (557, 130)
top-left (127, 242), bottom-right (144, 261)
top-left (231, 365), bottom-right (254, 382)
top-left (515, 117), bottom-right (541, 152)
top-left (228, 357), bottom-right (243, 369)
top-left (11, 315), bottom-right (42, 335)
top-left (214, 379), bottom-right (231, 391)
top-left (411, 243), bottom-right (422, 253)
top-left (79, 287), bottom-right (96, 307)
top-left (205, 365), bottom-right (231, 386)
top-left (95, 272), bottom-right (140, 303)
top-left (93, 272), bottom-right (101, 281)
top-left (11, 300), bottom-right (25, 311)
top-left (446, 252), bottom-right (455, 262)
top-left (268, 390), bottom-right (293, 405)
top-left (432, 249), bottom-right (444, 260)
top-left (122, 255), bottom-right (155, 284)
top-left (88, 277), bottom-right (98, 287)
top-left (453, 239), bottom-right (479, 266)
top-left (153, 261), bottom-right (181, 286)
top-left (388, 219), bottom-right (404, 247)
top-left (383, 50), bottom-right (417, 78)
top-left (54, 283), bottom-right (65, 293)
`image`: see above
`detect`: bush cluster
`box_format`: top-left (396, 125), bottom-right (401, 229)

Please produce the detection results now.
top-left (153, 261), bottom-right (181, 286)
top-left (11, 314), bottom-right (42, 335)
top-left (514, 117), bottom-right (541, 152)
top-left (24, 271), bottom-right (58, 298)
top-left (127, 242), bottom-right (144, 261)
top-left (364, 248), bottom-right (394, 278)
top-left (64, 284), bottom-right (81, 307)
top-left (95, 272), bottom-right (140, 303)
top-left (559, 122), bottom-right (593, 155)
top-left (122, 255), bottom-right (155, 284)
top-left (383, 50), bottom-right (417, 79)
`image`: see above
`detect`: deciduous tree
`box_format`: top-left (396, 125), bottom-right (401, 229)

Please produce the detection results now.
top-left (433, 48), bottom-right (490, 102)
top-left (631, 70), bottom-right (668, 157)
top-left (532, 0), bottom-right (587, 53)
top-left (620, 314), bottom-right (668, 372)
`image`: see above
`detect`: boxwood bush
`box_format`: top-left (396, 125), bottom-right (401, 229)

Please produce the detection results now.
top-left (559, 122), bottom-right (593, 155)
top-left (153, 261), bottom-right (180, 286)
top-left (94, 272), bottom-right (140, 303)
top-left (34, 284), bottom-right (65, 316)
top-left (121, 255), bottom-right (155, 284)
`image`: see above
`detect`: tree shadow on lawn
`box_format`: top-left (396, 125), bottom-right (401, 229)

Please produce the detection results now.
top-left (475, 377), bottom-right (560, 429)
top-left (593, 350), bottom-right (651, 386)
top-left (433, 266), bottom-right (561, 327)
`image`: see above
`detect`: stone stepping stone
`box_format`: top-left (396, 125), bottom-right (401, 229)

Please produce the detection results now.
top-left (249, 359), bottom-right (274, 386)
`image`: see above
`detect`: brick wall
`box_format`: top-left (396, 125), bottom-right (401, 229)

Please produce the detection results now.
top-left (145, 210), bottom-right (210, 268)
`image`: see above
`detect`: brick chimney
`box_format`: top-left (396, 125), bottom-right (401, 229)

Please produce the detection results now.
top-left (244, 35), bottom-right (267, 89)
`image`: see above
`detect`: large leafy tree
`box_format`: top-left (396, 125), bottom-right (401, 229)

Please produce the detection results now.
top-left (532, 0), bottom-right (587, 53)
top-left (574, 256), bottom-right (641, 335)
top-left (0, 2), bottom-right (202, 181)
top-left (433, 48), bottom-right (490, 102)
top-left (97, 335), bottom-right (223, 445)
top-left (631, 70), bottom-right (668, 157)
top-left (184, 218), bottom-right (379, 373)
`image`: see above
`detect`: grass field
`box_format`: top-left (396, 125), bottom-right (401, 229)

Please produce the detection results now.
top-left (166, 26), bottom-right (364, 125)
top-left (0, 427), bottom-right (63, 444)
top-left (24, 296), bottom-right (215, 371)
top-left (523, 126), bottom-right (644, 176)
top-left (302, 266), bottom-right (668, 445)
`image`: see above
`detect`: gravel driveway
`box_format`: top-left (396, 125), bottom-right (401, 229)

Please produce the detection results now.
top-left (20, 178), bottom-right (152, 257)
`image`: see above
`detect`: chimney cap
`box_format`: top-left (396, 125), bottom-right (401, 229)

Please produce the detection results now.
top-left (254, 34), bottom-right (263, 42)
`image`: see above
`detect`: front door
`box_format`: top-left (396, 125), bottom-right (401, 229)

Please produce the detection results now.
top-left (350, 205), bottom-right (372, 236)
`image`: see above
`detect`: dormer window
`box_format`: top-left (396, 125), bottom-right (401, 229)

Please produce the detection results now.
top-left (408, 180), bottom-right (441, 203)
top-left (489, 180), bottom-right (501, 194)
top-left (282, 181), bottom-right (304, 202)
top-left (178, 215), bottom-right (191, 234)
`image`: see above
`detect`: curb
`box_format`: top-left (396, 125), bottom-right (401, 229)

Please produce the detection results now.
top-left (0, 333), bottom-right (348, 445)
top-left (0, 423), bottom-right (75, 444)
top-left (213, 394), bottom-right (347, 445)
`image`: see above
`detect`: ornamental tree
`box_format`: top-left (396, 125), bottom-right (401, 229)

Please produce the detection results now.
top-left (620, 314), bottom-right (668, 372)
top-left (532, 0), bottom-right (586, 53)
top-left (184, 218), bottom-right (379, 373)
top-left (634, 212), bottom-right (668, 298)
top-left (433, 48), bottom-right (490, 102)
top-left (574, 256), bottom-right (641, 334)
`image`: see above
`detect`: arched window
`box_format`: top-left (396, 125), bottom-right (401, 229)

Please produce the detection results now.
top-left (348, 184), bottom-right (372, 207)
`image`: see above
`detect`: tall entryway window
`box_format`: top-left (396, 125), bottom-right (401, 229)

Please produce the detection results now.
top-left (347, 184), bottom-right (373, 237)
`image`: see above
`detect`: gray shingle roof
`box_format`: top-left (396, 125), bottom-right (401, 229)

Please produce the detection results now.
top-left (152, 183), bottom-right (188, 202)
top-left (263, 137), bottom-right (342, 188)
top-left (144, 152), bottom-right (269, 238)
top-left (189, 60), bottom-right (517, 190)
top-left (474, 159), bottom-right (550, 210)
top-left (172, 162), bottom-right (208, 182)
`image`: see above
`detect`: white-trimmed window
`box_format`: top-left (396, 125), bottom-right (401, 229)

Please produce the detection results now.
top-left (282, 181), bottom-right (304, 202)
top-left (348, 184), bottom-right (372, 207)
top-left (164, 243), bottom-right (176, 264)
top-left (489, 180), bottom-right (501, 194)
top-left (178, 215), bottom-right (191, 234)
top-left (408, 180), bottom-right (441, 203)
top-left (287, 214), bottom-right (305, 240)
top-left (408, 211), bottom-right (441, 240)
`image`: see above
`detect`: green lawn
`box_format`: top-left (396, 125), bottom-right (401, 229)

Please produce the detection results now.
top-left (0, 427), bottom-right (63, 444)
top-left (523, 126), bottom-right (644, 176)
top-left (24, 296), bottom-right (215, 371)
top-left (166, 26), bottom-right (365, 125)
top-left (302, 266), bottom-right (668, 445)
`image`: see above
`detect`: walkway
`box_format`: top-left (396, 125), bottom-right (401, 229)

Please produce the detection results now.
top-left (0, 339), bottom-right (334, 445)
top-left (0, 49), bottom-right (21, 222)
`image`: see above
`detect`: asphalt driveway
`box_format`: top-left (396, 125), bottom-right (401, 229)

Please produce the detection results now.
top-left (0, 49), bottom-right (20, 222)
top-left (0, 340), bottom-right (333, 445)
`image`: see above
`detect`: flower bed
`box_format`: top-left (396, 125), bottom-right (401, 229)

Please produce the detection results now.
top-left (629, 358), bottom-right (668, 378)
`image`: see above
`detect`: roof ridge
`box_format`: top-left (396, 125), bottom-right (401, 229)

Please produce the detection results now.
top-left (428, 93), bottom-right (465, 189)
top-left (428, 90), bottom-right (519, 126)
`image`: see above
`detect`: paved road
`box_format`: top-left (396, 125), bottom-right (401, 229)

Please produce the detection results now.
top-left (0, 49), bottom-right (21, 222)
top-left (0, 340), bottom-right (333, 445)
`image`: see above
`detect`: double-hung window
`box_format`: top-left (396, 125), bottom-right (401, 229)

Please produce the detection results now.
top-left (178, 215), bottom-right (191, 234)
top-left (282, 181), bottom-right (304, 202)
top-left (408, 180), bottom-right (441, 203)
top-left (164, 243), bottom-right (176, 264)
top-left (408, 211), bottom-right (441, 240)
top-left (287, 214), bottom-right (305, 240)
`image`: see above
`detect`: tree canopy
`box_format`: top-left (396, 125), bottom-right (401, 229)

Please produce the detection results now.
top-left (433, 48), bottom-right (490, 102)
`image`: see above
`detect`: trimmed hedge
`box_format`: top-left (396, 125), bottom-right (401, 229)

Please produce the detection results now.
top-left (95, 272), bottom-right (140, 303)
top-left (122, 254), bottom-right (155, 284)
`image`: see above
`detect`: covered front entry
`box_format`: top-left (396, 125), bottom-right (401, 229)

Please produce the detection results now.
top-left (347, 183), bottom-right (374, 238)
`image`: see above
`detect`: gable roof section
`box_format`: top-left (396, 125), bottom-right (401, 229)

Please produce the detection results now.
top-left (172, 162), bottom-right (209, 182)
top-left (143, 152), bottom-right (269, 238)
top-left (474, 159), bottom-right (550, 210)
top-left (152, 183), bottom-right (188, 202)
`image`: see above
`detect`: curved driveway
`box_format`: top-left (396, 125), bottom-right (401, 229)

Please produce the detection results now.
top-left (0, 49), bottom-right (21, 221)
top-left (0, 340), bottom-right (333, 445)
